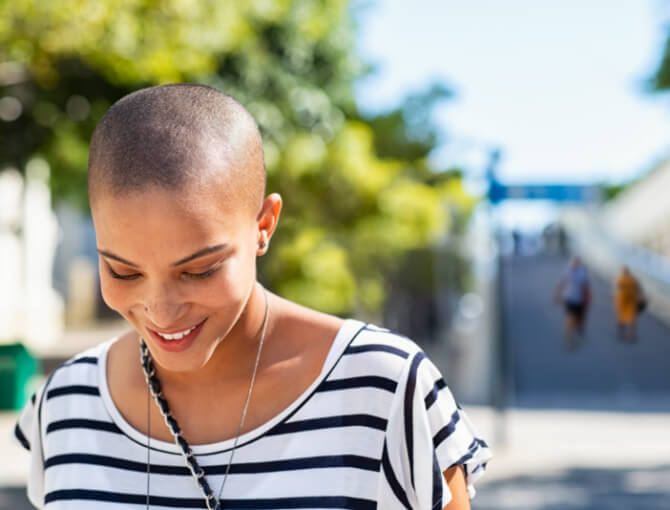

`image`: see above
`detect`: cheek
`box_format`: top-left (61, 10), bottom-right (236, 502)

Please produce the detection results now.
top-left (99, 274), bottom-right (136, 313)
top-left (200, 256), bottom-right (256, 307)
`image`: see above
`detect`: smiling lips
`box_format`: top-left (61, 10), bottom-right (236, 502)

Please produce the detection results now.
top-left (155, 325), bottom-right (198, 341)
top-left (147, 319), bottom-right (207, 352)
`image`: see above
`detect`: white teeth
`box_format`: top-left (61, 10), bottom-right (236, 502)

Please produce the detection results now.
top-left (156, 325), bottom-right (196, 341)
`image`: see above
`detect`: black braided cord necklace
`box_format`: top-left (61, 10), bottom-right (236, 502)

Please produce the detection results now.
top-left (140, 289), bottom-right (270, 510)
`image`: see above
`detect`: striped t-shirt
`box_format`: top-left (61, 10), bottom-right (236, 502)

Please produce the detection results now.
top-left (15, 320), bottom-right (491, 509)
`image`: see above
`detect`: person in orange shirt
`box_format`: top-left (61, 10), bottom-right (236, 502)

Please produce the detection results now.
top-left (614, 266), bottom-right (643, 343)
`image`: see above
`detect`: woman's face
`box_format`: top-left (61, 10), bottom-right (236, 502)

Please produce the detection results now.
top-left (91, 184), bottom-right (266, 373)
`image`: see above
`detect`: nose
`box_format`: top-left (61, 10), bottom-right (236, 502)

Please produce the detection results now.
top-left (141, 282), bottom-right (189, 328)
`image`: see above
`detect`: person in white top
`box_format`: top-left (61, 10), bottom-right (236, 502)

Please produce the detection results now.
top-left (554, 255), bottom-right (591, 349)
top-left (15, 84), bottom-right (491, 510)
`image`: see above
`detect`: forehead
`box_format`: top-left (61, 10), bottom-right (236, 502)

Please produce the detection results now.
top-left (92, 184), bottom-right (254, 257)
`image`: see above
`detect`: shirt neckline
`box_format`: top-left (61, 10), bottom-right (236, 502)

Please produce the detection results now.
top-left (98, 318), bottom-right (365, 455)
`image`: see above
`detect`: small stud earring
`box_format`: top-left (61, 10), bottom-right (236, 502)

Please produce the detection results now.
top-left (259, 231), bottom-right (268, 250)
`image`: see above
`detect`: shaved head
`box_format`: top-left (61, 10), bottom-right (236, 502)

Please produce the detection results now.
top-left (88, 84), bottom-right (265, 213)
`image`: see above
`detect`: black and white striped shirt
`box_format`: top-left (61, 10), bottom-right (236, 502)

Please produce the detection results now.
top-left (15, 320), bottom-right (491, 509)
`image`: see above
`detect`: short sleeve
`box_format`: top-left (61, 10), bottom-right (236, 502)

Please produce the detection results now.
top-left (380, 351), bottom-right (492, 510)
top-left (14, 392), bottom-right (35, 452)
top-left (13, 382), bottom-right (48, 508)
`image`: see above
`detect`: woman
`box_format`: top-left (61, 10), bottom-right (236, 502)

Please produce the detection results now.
top-left (614, 266), bottom-right (642, 343)
top-left (14, 84), bottom-right (491, 509)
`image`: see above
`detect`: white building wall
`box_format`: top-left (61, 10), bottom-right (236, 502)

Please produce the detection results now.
top-left (604, 157), bottom-right (670, 251)
top-left (0, 162), bottom-right (64, 352)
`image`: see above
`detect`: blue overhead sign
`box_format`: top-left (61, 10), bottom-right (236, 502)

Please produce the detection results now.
top-left (488, 180), bottom-right (601, 204)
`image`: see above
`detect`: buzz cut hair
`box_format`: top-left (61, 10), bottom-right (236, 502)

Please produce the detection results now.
top-left (88, 84), bottom-right (266, 213)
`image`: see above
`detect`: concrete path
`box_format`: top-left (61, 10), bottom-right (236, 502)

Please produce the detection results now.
top-left (502, 254), bottom-right (670, 410)
top-left (467, 406), bottom-right (670, 510)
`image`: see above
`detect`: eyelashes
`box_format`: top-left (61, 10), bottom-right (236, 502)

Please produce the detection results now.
top-left (106, 264), bottom-right (221, 281)
top-left (185, 267), bottom-right (219, 279)
top-left (107, 267), bottom-right (141, 281)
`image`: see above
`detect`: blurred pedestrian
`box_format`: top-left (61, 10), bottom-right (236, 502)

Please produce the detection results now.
top-left (554, 255), bottom-right (591, 349)
top-left (512, 228), bottom-right (522, 255)
top-left (557, 226), bottom-right (568, 256)
top-left (614, 265), bottom-right (644, 343)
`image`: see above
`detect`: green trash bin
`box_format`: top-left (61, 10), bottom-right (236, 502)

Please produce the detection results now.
top-left (0, 343), bottom-right (41, 410)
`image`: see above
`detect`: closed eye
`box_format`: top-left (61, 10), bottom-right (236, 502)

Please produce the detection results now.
top-left (107, 266), bottom-right (141, 281)
top-left (184, 266), bottom-right (220, 279)
top-left (183, 258), bottom-right (227, 279)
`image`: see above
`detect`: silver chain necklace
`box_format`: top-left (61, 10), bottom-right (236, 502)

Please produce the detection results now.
top-left (140, 289), bottom-right (270, 509)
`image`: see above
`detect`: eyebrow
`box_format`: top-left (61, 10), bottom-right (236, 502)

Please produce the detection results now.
top-left (97, 244), bottom-right (228, 268)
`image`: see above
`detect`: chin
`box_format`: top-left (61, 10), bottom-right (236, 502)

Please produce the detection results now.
top-left (152, 351), bottom-right (211, 373)
top-left (144, 338), bottom-right (215, 373)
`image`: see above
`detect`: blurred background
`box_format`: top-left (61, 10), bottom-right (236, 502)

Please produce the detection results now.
top-left (1, 0), bottom-right (670, 508)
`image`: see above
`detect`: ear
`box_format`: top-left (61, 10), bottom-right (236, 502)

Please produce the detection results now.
top-left (256, 193), bottom-right (282, 256)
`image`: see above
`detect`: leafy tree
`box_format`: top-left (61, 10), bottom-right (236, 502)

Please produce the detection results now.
top-left (650, 31), bottom-right (670, 91)
top-left (0, 0), bottom-right (474, 316)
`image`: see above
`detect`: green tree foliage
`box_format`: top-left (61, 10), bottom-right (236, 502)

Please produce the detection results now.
top-left (0, 0), bottom-right (474, 315)
top-left (365, 84), bottom-right (451, 161)
top-left (650, 32), bottom-right (670, 91)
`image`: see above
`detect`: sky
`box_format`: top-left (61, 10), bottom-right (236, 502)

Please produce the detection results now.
top-left (355, 0), bottom-right (670, 191)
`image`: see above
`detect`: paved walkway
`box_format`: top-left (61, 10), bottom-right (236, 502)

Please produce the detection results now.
top-left (502, 254), bottom-right (670, 410)
top-left (475, 408), bottom-right (670, 510)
